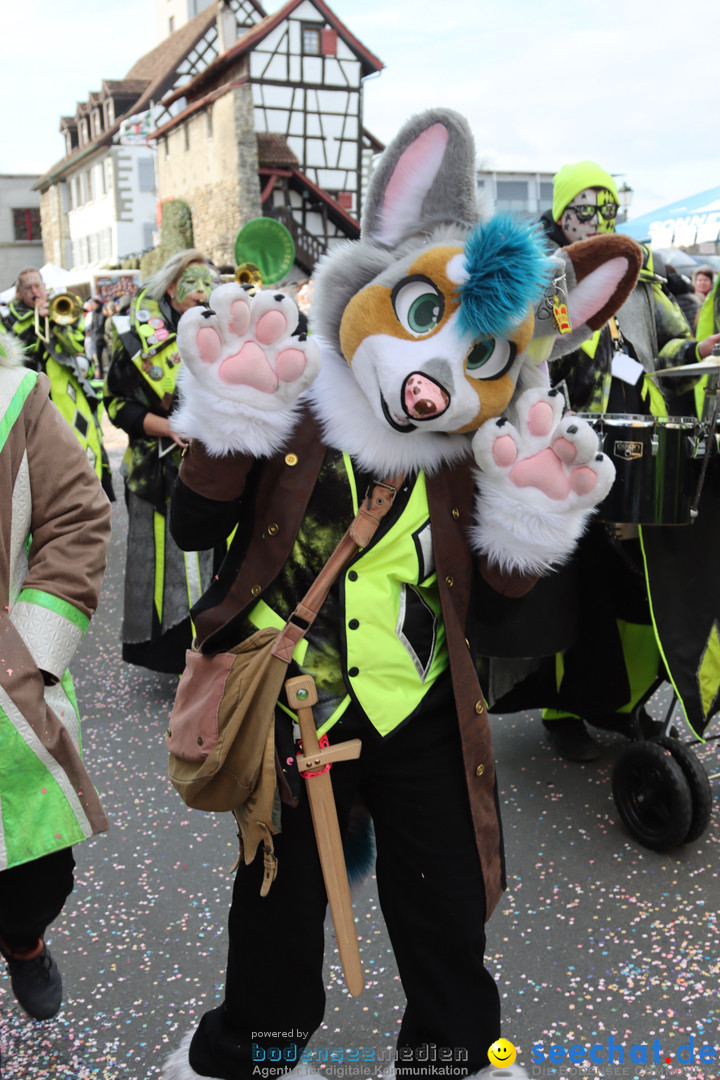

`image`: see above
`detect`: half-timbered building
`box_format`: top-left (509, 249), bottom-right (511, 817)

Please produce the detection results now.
top-left (152, 0), bottom-right (384, 273)
top-left (34, 0), bottom-right (384, 283)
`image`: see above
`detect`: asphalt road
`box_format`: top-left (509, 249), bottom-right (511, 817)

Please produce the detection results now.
top-left (0, 421), bottom-right (717, 1079)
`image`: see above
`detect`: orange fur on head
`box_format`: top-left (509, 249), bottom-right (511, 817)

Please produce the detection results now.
top-left (339, 246), bottom-right (464, 364)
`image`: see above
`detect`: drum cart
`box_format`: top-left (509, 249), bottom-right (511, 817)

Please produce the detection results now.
top-left (609, 353), bottom-right (720, 851)
top-left (610, 683), bottom-right (718, 851)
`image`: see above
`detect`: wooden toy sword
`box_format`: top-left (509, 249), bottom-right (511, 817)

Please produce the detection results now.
top-left (285, 674), bottom-right (364, 997)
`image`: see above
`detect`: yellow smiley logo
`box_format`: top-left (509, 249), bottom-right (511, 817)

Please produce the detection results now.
top-left (487, 1038), bottom-right (517, 1068)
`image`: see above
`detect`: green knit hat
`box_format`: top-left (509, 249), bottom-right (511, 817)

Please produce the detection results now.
top-left (552, 161), bottom-right (619, 222)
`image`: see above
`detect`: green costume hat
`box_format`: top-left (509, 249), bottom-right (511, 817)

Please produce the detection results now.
top-left (552, 161), bottom-right (619, 222)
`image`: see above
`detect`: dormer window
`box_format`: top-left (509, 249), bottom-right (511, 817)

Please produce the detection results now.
top-left (302, 24), bottom-right (321, 55)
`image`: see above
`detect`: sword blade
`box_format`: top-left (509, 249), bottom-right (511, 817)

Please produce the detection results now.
top-left (305, 770), bottom-right (364, 997)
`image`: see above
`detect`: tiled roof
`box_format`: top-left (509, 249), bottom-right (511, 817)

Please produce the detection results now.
top-left (256, 133), bottom-right (299, 168)
top-left (163, 0), bottom-right (382, 108)
top-left (101, 79), bottom-right (149, 96)
top-left (35, 4), bottom-right (218, 189)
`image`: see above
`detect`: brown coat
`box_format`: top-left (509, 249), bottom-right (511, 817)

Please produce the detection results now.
top-left (178, 409), bottom-right (536, 918)
top-left (0, 365), bottom-right (111, 869)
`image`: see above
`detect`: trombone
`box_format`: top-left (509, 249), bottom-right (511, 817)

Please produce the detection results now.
top-left (35, 292), bottom-right (84, 343)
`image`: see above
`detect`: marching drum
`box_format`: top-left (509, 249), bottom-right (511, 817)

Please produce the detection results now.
top-left (578, 413), bottom-right (699, 525)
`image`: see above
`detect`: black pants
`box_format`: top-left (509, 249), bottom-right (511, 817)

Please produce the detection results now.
top-left (189, 677), bottom-right (500, 1080)
top-left (0, 848), bottom-right (75, 951)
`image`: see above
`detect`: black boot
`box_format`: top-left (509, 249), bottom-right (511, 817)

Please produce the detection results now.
top-left (0, 937), bottom-right (62, 1020)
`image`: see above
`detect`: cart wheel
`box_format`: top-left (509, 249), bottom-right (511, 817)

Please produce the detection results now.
top-left (612, 741), bottom-right (693, 850)
top-left (652, 736), bottom-right (713, 843)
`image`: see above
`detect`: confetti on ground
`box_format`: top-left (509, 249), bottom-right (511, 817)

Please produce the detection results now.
top-left (1, 424), bottom-right (717, 1079)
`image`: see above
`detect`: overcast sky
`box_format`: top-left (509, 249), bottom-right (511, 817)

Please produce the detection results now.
top-left (5, 0), bottom-right (719, 220)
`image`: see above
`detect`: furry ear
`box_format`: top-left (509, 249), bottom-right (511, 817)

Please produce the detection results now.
top-left (563, 234), bottom-right (643, 330)
top-left (362, 108), bottom-right (478, 248)
top-left (533, 235), bottom-right (643, 359)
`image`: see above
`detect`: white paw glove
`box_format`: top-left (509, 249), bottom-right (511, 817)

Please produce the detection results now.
top-left (470, 388), bottom-right (615, 575)
top-left (172, 283), bottom-right (321, 457)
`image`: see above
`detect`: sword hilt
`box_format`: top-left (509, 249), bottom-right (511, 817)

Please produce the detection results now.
top-left (286, 675), bottom-right (361, 774)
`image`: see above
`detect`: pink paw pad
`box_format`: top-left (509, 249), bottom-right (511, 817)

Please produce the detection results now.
top-left (197, 326), bottom-right (221, 364)
top-left (552, 436), bottom-right (578, 464)
top-left (256, 309), bottom-right (288, 345)
top-left (510, 447), bottom-right (571, 500)
top-left (493, 434), bottom-right (518, 468)
top-left (570, 467), bottom-right (598, 496)
top-left (276, 349), bottom-right (307, 383)
top-left (228, 299), bottom-right (251, 337)
top-left (526, 400), bottom-right (555, 438)
top-left (218, 342), bottom-right (278, 393)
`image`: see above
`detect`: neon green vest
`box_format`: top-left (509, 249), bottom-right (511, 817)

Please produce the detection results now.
top-left (249, 456), bottom-right (449, 737)
top-left (6, 301), bottom-right (105, 481)
top-left (127, 290), bottom-right (183, 403)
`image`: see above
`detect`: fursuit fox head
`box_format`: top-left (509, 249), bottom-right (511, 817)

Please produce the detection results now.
top-left (310, 108), bottom-right (641, 475)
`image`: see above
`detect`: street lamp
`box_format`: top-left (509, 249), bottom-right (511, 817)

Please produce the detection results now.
top-left (617, 181), bottom-right (633, 224)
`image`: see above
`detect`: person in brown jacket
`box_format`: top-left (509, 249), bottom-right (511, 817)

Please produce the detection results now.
top-left (162, 110), bottom-right (641, 1080)
top-left (0, 329), bottom-right (111, 1022)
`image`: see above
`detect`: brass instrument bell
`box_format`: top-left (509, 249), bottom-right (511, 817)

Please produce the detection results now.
top-left (234, 262), bottom-right (263, 292)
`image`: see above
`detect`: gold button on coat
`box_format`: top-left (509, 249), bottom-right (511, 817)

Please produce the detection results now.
top-left (251, 584), bottom-right (261, 597)
top-left (285, 453), bottom-right (298, 466)
top-left (445, 576), bottom-right (454, 588)
top-left (475, 763), bottom-right (485, 777)
top-left (475, 700), bottom-right (484, 714)
top-left (452, 507), bottom-right (460, 519)
top-left (267, 523), bottom-right (279, 536)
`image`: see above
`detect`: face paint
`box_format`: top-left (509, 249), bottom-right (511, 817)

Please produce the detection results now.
top-left (175, 265), bottom-right (215, 303)
top-left (559, 187), bottom-right (618, 243)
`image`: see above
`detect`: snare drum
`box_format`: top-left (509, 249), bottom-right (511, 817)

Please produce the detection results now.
top-left (578, 413), bottom-right (699, 525)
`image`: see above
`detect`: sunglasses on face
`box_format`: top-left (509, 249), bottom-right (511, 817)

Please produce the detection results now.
top-left (566, 202), bottom-right (619, 222)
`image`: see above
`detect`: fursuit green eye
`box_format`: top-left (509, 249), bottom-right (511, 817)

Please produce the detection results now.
top-left (465, 338), bottom-right (516, 380)
top-left (391, 276), bottom-right (444, 336)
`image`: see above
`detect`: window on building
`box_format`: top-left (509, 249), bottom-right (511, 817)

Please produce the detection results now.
top-left (539, 181), bottom-right (554, 211)
top-left (12, 207), bottom-right (41, 242)
top-left (143, 222), bottom-right (155, 250)
top-left (336, 191), bottom-right (353, 211)
top-left (87, 168), bottom-right (94, 201)
top-left (496, 180), bottom-right (529, 211)
top-left (302, 24), bottom-right (322, 54)
top-left (138, 157), bottom-right (155, 192)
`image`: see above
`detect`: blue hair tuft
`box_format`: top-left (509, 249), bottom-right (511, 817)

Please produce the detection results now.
top-left (457, 215), bottom-right (552, 342)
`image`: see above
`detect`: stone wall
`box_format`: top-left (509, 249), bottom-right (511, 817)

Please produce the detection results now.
top-left (156, 81), bottom-right (261, 268)
top-left (39, 184), bottom-right (70, 269)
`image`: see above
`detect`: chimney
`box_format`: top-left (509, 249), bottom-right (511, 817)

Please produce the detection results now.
top-left (216, 0), bottom-right (237, 54)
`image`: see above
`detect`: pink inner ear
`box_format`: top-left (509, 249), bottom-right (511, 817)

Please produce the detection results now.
top-left (376, 124), bottom-right (449, 246)
top-left (197, 326), bottom-right (221, 364)
top-left (567, 257), bottom-right (629, 326)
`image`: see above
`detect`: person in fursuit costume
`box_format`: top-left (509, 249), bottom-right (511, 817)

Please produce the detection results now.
top-left (532, 161), bottom-right (720, 761)
top-left (161, 110), bottom-right (642, 1080)
top-left (0, 268), bottom-right (115, 502)
top-left (0, 329), bottom-right (110, 1022)
top-left (105, 250), bottom-right (219, 674)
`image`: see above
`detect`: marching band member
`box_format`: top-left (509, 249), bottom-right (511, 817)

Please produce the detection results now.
top-left (0, 268), bottom-right (114, 500)
top-left (104, 250), bottom-right (220, 674)
top-left (534, 162), bottom-right (720, 760)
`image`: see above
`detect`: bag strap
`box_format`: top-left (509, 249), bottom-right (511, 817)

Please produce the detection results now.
top-left (271, 473), bottom-right (405, 662)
